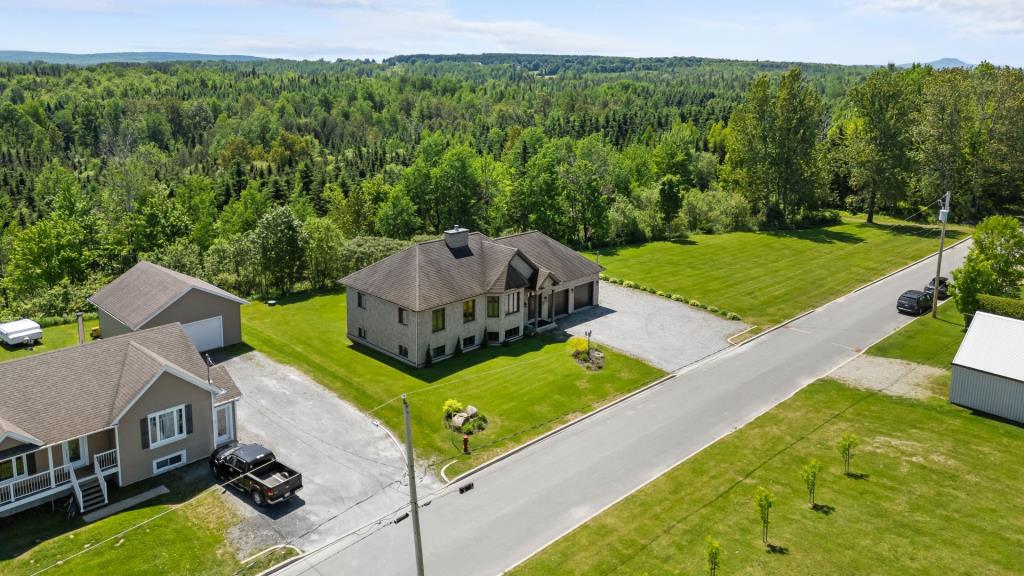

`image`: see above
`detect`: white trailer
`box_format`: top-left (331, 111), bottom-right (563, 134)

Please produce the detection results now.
top-left (0, 319), bottom-right (43, 346)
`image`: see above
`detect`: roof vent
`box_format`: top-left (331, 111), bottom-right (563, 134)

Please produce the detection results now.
top-left (444, 225), bottom-right (470, 250)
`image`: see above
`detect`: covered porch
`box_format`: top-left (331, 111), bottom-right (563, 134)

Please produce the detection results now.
top-left (0, 428), bottom-right (121, 517)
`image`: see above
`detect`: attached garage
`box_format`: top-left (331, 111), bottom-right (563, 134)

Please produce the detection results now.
top-left (89, 261), bottom-right (248, 352)
top-left (573, 281), bottom-right (594, 309)
top-left (553, 289), bottom-right (570, 317)
top-left (949, 311), bottom-right (1024, 424)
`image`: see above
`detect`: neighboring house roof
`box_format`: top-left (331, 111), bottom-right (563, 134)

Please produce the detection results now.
top-left (341, 232), bottom-right (533, 312)
top-left (0, 323), bottom-right (241, 447)
top-left (340, 230), bottom-right (602, 312)
top-left (494, 231), bottom-right (604, 284)
top-left (952, 311), bottom-right (1024, 383)
top-left (88, 261), bottom-right (249, 331)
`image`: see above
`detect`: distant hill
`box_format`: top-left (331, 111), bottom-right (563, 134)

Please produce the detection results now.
top-left (0, 51), bottom-right (264, 65)
top-left (898, 58), bottom-right (973, 69)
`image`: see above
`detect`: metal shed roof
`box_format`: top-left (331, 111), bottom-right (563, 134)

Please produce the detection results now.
top-left (952, 311), bottom-right (1024, 383)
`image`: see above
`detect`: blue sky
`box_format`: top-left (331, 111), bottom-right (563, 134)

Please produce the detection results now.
top-left (1, 0), bottom-right (1022, 66)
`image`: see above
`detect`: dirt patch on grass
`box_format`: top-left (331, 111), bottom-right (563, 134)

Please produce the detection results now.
top-left (831, 355), bottom-right (947, 400)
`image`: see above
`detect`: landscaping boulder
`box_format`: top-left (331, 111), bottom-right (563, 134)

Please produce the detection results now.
top-left (465, 405), bottom-right (479, 419)
top-left (451, 413), bottom-right (468, 430)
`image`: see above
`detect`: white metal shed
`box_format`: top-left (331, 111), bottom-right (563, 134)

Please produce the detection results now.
top-left (0, 319), bottom-right (43, 346)
top-left (950, 311), bottom-right (1024, 424)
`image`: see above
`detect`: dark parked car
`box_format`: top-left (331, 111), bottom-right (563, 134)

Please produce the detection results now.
top-left (924, 276), bottom-right (949, 300)
top-left (210, 443), bottom-right (302, 507)
top-left (897, 290), bottom-right (933, 316)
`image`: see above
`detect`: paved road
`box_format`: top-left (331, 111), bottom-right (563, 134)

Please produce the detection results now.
top-left (222, 352), bottom-right (438, 554)
top-left (276, 241), bottom-right (970, 576)
top-left (561, 282), bottom-right (746, 371)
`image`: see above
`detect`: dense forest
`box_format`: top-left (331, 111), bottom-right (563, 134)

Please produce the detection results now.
top-left (0, 54), bottom-right (1021, 320)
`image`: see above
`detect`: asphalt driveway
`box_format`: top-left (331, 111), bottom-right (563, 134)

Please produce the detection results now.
top-left (218, 351), bottom-right (438, 555)
top-left (561, 282), bottom-right (747, 371)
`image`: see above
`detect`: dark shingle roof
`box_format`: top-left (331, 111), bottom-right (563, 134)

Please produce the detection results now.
top-left (89, 261), bottom-right (248, 330)
top-left (0, 323), bottom-right (240, 445)
top-left (494, 231), bottom-right (603, 284)
top-left (341, 232), bottom-right (532, 311)
top-left (340, 230), bottom-right (602, 312)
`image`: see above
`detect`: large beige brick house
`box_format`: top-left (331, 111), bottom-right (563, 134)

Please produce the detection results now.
top-left (341, 227), bottom-right (602, 367)
top-left (0, 323), bottom-right (240, 517)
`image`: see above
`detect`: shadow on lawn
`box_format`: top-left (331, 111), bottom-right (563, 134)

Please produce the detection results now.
top-left (812, 503), bottom-right (836, 516)
top-left (764, 227), bottom-right (866, 244)
top-left (766, 543), bottom-right (789, 555)
top-left (0, 462), bottom-right (217, 561)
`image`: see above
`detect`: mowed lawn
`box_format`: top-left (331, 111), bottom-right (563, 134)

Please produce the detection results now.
top-left (242, 291), bottom-right (663, 475)
top-left (868, 300), bottom-right (967, 368)
top-left (0, 464), bottom-right (278, 576)
top-left (589, 216), bottom-right (969, 329)
top-left (510, 378), bottom-right (1024, 576)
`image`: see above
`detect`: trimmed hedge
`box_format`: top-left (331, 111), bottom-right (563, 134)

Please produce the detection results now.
top-left (977, 294), bottom-right (1024, 321)
top-left (601, 277), bottom-right (743, 323)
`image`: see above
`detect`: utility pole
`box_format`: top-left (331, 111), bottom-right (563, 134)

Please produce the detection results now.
top-left (402, 394), bottom-right (426, 576)
top-left (932, 191), bottom-right (951, 318)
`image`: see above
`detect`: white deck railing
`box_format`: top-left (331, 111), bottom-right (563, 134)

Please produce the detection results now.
top-left (0, 464), bottom-right (73, 508)
top-left (94, 449), bottom-right (118, 473)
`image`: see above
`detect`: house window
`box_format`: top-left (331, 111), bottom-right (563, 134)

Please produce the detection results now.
top-left (504, 326), bottom-right (521, 340)
top-left (487, 296), bottom-right (500, 318)
top-left (487, 331), bottom-right (500, 343)
top-left (357, 292), bottom-right (366, 309)
top-left (432, 308), bottom-right (446, 332)
top-left (432, 345), bottom-right (446, 358)
top-left (506, 292), bottom-right (521, 314)
top-left (63, 436), bottom-right (89, 468)
top-left (398, 308), bottom-right (408, 325)
top-left (357, 327), bottom-right (367, 339)
top-left (0, 455), bottom-right (28, 483)
top-left (398, 344), bottom-right (409, 358)
top-left (148, 405), bottom-right (187, 449)
top-left (152, 450), bottom-right (187, 475)
top-left (463, 299), bottom-right (476, 322)
top-left (463, 335), bottom-right (476, 348)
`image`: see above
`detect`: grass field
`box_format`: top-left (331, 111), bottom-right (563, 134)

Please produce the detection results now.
top-left (589, 216), bottom-right (969, 329)
top-left (510, 378), bottom-right (1024, 576)
top-left (0, 464), bottom-right (258, 576)
top-left (0, 319), bottom-right (98, 363)
top-left (868, 300), bottom-right (967, 368)
top-left (241, 291), bottom-right (664, 476)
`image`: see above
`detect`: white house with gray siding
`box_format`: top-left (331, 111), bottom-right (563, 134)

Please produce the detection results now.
top-left (341, 227), bottom-right (602, 367)
top-left (950, 311), bottom-right (1024, 424)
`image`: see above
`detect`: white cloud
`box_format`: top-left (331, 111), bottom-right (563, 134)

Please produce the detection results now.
top-left (855, 0), bottom-right (1024, 35)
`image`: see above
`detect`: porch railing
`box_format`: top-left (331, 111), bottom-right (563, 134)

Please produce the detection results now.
top-left (94, 449), bottom-right (118, 473)
top-left (0, 464), bottom-right (73, 507)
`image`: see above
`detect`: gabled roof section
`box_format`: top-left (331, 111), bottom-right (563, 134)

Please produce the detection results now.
top-left (88, 261), bottom-right (249, 330)
top-left (0, 416), bottom-right (42, 447)
top-left (953, 311), bottom-right (1024, 383)
top-left (494, 231), bottom-right (604, 284)
top-left (341, 232), bottom-right (535, 311)
top-left (0, 323), bottom-right (241, 446)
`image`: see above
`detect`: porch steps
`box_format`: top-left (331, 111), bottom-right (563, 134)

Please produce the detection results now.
top-left (78, 476), bottom-right (107, 513)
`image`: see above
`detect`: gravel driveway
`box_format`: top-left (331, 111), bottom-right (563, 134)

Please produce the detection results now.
top-left (217, 351), bottom-right (438, 555)
top-left (561, 282), bottom-right (747, 372)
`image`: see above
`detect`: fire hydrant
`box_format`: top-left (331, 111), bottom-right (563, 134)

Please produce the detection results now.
top-left (462, 434), bottom-right (470, 454)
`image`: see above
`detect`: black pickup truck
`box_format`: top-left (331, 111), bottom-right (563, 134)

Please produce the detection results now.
top-left (210, 443), bottom-right (303, 507)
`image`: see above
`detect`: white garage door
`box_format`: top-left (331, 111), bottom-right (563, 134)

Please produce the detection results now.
top-left (182, 316), bottom-right (224, 352)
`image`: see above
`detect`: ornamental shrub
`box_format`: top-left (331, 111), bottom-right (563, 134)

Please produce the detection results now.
top-left (689, 300), bottom-right (702, 307)
top-left (727, 312), bottom-right (742, 321)
top-left (656, 291), bottom-right (666, 297)
top-left (442, 398), bottom-right (464, 419)
top-left (599, 273), bottom-right (609, 280)
top-left (623, 281), bottom-right (637, 289)
top-left (567, 336), bottom-right (589, 356)
top-left (671, 294), bottom-right (685, 302)
top-left (708, 305), bottom-right (720, 313)
top-left (977, 294), bottom-right (1024, 321)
